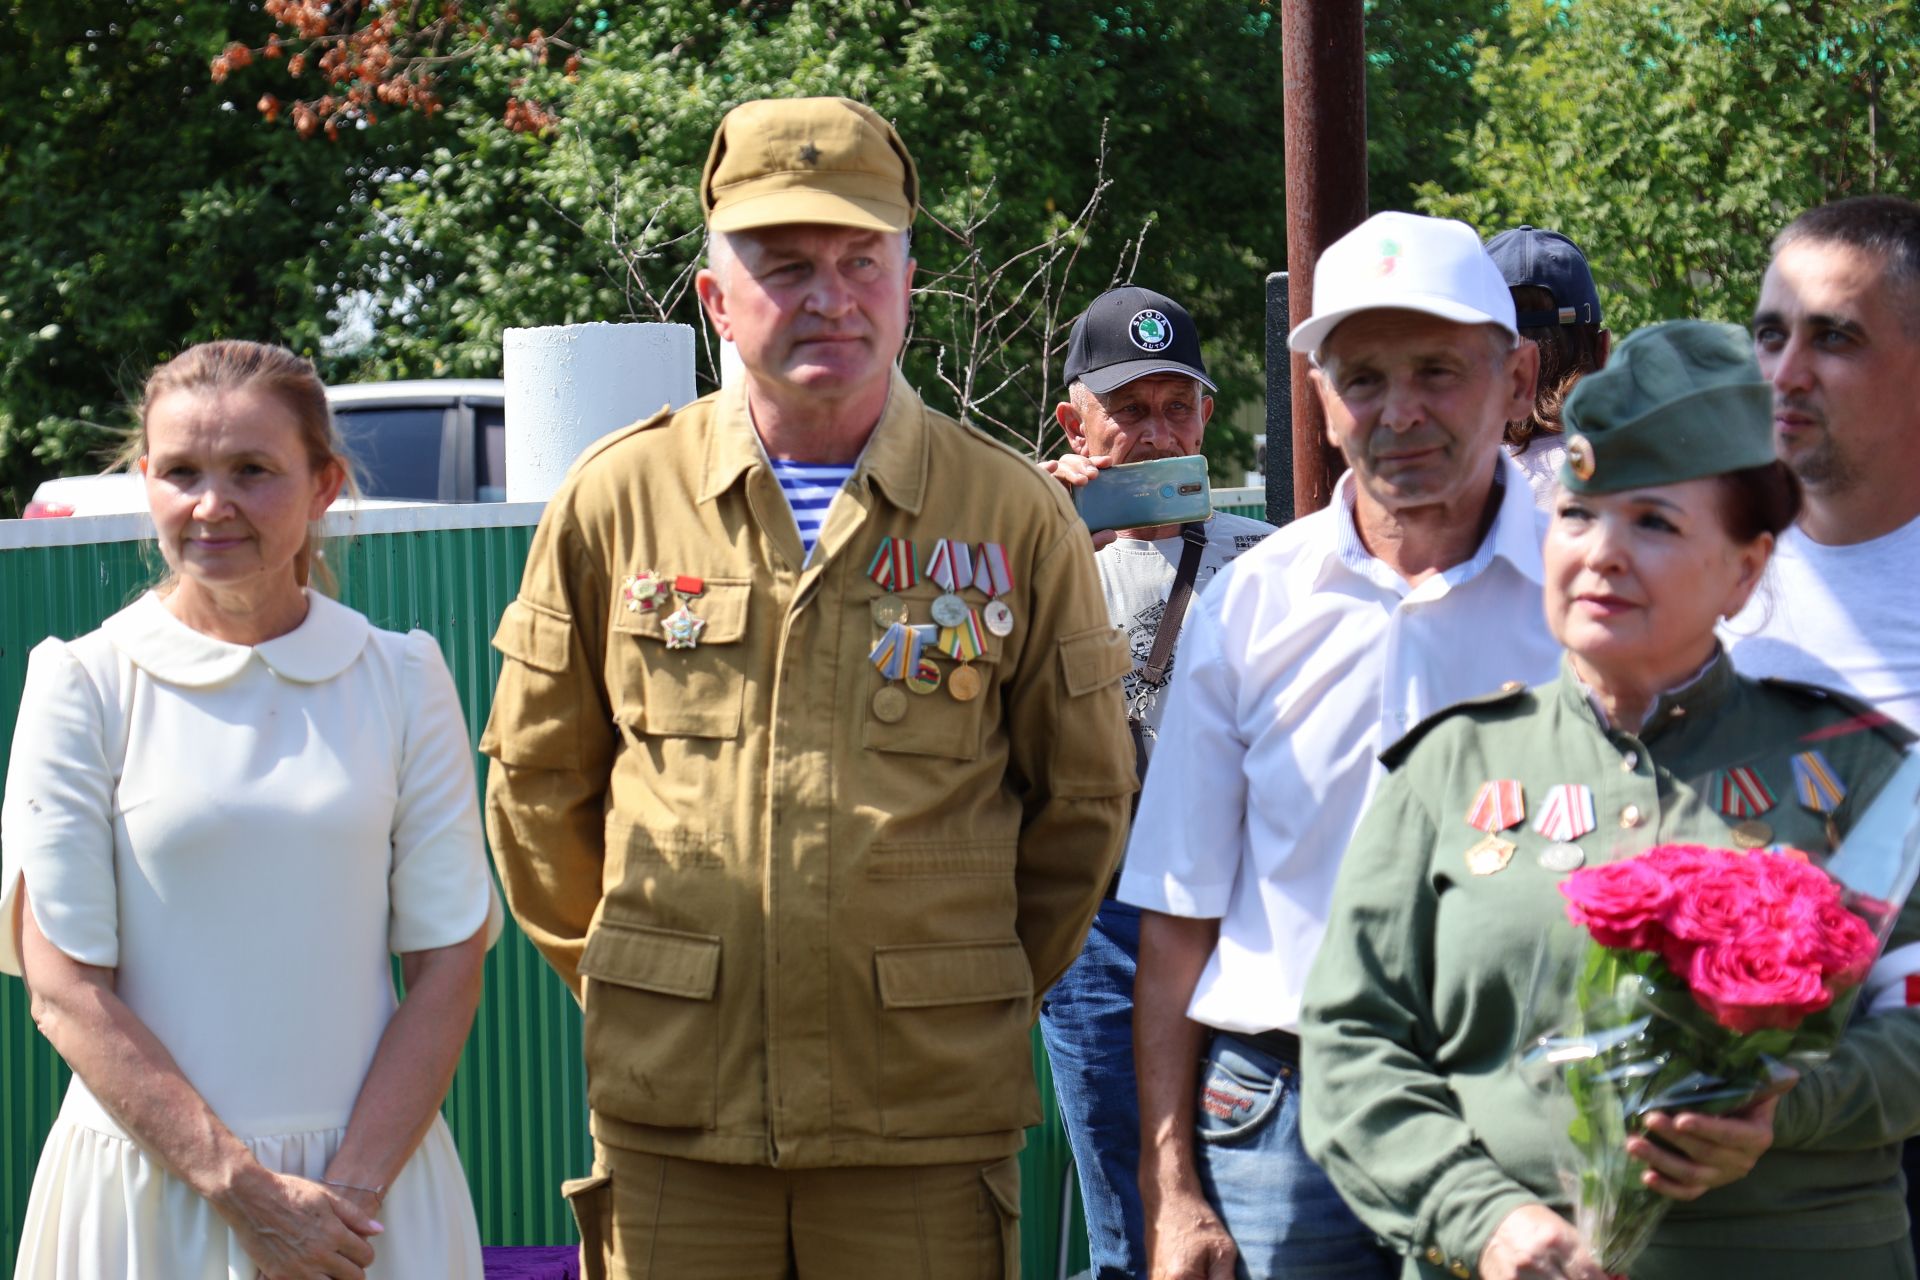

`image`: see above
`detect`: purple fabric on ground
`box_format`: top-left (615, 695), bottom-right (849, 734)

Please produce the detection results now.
top-left (482, 1245), bottom-right (580, 1279)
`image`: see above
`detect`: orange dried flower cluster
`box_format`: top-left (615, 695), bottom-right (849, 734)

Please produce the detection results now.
top-left (213, 0), bottom-right (572, 139)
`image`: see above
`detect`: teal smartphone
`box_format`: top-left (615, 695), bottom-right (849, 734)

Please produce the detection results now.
top-left (1073, 455), bottom-right (1212, 534)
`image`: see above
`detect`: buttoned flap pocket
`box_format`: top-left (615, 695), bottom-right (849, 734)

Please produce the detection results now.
top-left (1058, 624), bottom-right (1132, 697)
top-left (873, 941), bottom-right (1039, 1138)
top-left (609, 579), bottom-right (750, 738)
top-left (484, 599), bottom-right (588, 768)
top-left (578, 922), bottom-right (721, 1128)
top-left (495, 598), bottom-right (575, 672)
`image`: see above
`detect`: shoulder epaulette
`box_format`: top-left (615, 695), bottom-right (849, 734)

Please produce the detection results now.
top-left (1757, 677), bottom-right (1917, 747)
top-left (1379, 680), bottom-right (1534, 770)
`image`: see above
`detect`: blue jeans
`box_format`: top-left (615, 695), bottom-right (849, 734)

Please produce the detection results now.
top-left (1194, 1032), bottom-right (1396, 1280)
top-left (1038, 899), bottom-right (1146, 1280)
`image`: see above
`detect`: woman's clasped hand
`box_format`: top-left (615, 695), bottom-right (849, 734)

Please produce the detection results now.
top-left (220, 1168), bottom-right (382, 1280)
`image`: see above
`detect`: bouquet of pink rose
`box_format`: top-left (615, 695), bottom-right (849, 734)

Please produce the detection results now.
top-left (1525, 843), bottom-right (1888, 1273)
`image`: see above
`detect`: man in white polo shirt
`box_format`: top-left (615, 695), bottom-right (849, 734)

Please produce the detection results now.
top-left (1124, 212), bottom-right (1563, 1280)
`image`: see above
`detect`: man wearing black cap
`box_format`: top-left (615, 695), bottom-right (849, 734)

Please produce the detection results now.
top-left (1040, 285), bottom-right (1274, 1280)
top-left (1486, 225), bottom-right (1611, 508)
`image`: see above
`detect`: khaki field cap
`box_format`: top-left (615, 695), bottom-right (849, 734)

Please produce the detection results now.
top-left (1559, 319), bottom-right (1775, 493)
top-left (702, 96), bottom-right (919, 234)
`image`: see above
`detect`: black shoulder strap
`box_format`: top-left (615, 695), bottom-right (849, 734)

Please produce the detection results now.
top-left (1142, 521), bottom-right (1209, 687)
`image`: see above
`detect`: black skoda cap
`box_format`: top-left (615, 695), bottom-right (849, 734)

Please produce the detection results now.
top-left (1062, 286), bottom-right (1215, 395)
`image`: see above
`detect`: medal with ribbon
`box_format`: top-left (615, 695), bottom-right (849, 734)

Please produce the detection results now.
top-left (866, 537), bottom-right (919, 592)
top-left (870, 622), bottom-right (911, 680)
top-left (928, 538), bottom-right (975, 628)
top-left (976, 542), bottom-right (1015, 636)
top-left (1709, 766), bottom-right (1776, 818)
top-left (1533, 784), bottom-right (1597, 843)
top-left (661, 574), bottom-right (707, 650)
top-left (1465, 780), bottom-right (1525, 833)
top-left (868, 621), bottom-right (923, 723)
top-left (905, 624), bottom-right (942, 695)
top-left (939, 607), bottom-right (988, 702)
top-left (1461, 780), bottom-right (1523, 875)
top-left (927, 539), bottom-right (975, 591)
top-left (1791, 750), bottom-right (1846, 813)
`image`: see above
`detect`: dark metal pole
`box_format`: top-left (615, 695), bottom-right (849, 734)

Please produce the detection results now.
top-left (1281, 0), bottom-right (1367, 518)
top-left (1263, 272), bottom-right (1293, 527)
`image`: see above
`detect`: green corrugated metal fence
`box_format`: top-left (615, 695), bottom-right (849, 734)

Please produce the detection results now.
top-left (0, 511), bottom-right (1087, 1278)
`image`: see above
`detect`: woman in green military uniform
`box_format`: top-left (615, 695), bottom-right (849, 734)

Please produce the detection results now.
top-left (1301, 320), bottom-right (1919, 1280)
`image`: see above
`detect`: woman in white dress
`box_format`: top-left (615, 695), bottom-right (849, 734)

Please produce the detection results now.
top-left (1, 341), bottom-right (501, 1279)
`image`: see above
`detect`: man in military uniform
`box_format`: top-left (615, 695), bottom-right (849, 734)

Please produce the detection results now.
top-left (481, 96), bottom-right (1135, 1277)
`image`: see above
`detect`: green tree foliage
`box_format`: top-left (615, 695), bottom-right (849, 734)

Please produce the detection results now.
top-left (1418, 1), bottom-right (1920, 331)
top-left (0, 0), bottom-right (1505, 506)
top-left (337, 1), bottom-right (1292, 469)
top-left (0, 0), bottom-right (451, 512)
top-left (1366, 0), bottom-right (1506, 213)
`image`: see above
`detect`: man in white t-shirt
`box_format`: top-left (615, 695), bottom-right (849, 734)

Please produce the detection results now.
top-left (1729, 196), bottom-right (1920, 729)
top-left (1121, 214), bottom-right (1563, 1280)
top-left (1038, 285), bottom-right (1274, 1280)
top-left (1727, 196), bottom-right (1920, 1264)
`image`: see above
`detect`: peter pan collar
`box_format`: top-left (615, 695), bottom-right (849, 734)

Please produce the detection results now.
top-left (103, 590), bottom-right (371, 688)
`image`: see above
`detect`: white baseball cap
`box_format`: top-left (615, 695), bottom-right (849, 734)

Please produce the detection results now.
top-left (1286, 211), bottom-right (1518, 357)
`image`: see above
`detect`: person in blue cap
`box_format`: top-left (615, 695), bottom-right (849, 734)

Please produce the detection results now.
top-left (1487, 225), bottom-right (1612, 508)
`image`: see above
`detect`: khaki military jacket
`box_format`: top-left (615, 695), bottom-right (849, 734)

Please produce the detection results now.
top-left (1301, 654), bottom-right (1917, 1280)
top-left (481, 372), bottom-right (1134, 1169)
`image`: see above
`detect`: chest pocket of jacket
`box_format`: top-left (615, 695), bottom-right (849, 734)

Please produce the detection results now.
top-left (860, 644), bottom-right (999, 761)
top-left (609, 579), bottom-right (751, 738)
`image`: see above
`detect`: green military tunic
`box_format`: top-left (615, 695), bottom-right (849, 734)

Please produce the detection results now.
top-left (1300, 652), bottom-right (1919, 1280)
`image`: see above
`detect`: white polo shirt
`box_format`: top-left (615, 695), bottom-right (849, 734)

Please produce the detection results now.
top-left (1118, 452), bottom-right (1561, 1034)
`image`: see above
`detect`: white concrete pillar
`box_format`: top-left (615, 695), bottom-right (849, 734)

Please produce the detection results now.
top-left (502, 322), bottom-right (698, 502)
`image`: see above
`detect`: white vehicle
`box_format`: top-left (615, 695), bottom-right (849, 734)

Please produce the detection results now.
top-left (22, 472), bottom-right (148, 519)
top-left (23, 379), bottom-right (508, 518)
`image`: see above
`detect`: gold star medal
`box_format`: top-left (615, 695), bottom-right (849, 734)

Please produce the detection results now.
top-left (662, 574), bottom-right (707, 650)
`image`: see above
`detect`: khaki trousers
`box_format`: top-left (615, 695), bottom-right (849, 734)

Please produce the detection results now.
top-left (562, 1144), bottom-right (1022, 1280)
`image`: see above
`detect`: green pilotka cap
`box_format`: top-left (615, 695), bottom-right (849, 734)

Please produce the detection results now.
top-left (1559, 319), bottom-right (1776, 493)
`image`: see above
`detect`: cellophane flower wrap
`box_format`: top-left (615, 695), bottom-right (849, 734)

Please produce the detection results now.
top-left (1519, 749), bottom-right (1920, 1274)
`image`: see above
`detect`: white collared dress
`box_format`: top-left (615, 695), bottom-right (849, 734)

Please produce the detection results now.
top-left (1, 591), bottom-right (502, 1279)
